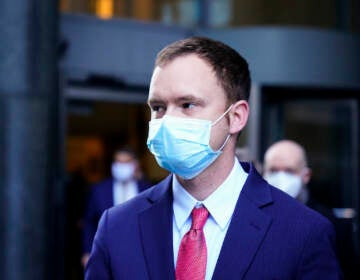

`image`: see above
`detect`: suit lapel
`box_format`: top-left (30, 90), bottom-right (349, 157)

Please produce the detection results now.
top-left (138, 163), bottom-right (273, 280)
top-left (138, 176), bottom-right (175, 280)
top-left (212, 163), bottom-right (273, 280)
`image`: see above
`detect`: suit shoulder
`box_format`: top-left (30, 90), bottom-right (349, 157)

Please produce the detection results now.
top-left (270, 186), bottom-right (334, 229)
top-left (106, 184), bottom-right (157, 217)
top-left (104, 176), bottom-right (172, 225)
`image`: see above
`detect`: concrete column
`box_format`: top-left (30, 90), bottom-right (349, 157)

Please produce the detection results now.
top-left (0, 0), bottom-right (63, 279)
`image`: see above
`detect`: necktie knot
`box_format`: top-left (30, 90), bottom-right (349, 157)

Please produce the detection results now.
top-left (191, 207), bottom-right (209, 230)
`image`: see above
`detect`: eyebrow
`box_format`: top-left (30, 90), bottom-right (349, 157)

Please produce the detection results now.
top-left (148, 94), bottom-right (205, 106)
top-left (176, 95), bottom-right (204, 104)
top-left (147, 97), bottom-right (161, 105)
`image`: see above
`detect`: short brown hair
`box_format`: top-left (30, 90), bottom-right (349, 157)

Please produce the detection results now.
top-left (155, 36), bottom-right (251, 103)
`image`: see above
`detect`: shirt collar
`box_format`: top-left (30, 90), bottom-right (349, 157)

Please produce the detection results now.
top-left (173, 158), bottom-right (248, 231)
top-left (173, 177), bottom-right (198, 231)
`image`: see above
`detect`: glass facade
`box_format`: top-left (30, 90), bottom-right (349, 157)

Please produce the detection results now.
top-left (59, 0), bottom-right (359, 32)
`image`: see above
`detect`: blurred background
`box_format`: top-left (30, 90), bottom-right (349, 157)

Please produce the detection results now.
top-left (0, 0), bottom-right (359, 279)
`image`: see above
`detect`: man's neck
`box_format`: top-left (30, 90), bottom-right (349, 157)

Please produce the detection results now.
top-left (177, 154), bottom-right (235, 201)
top-left (297, 187), bottom-right (309, 204)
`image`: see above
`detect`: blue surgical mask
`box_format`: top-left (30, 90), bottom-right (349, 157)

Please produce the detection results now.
top-left (147, 106), bottom-right (232, 179)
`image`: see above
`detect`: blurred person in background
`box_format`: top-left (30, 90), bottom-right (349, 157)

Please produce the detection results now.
top-left (263, 139), bottom-right (330, 216)
top-left (81, 147), bottom-right (151, 267)
top-left (263, 139), bottom-right (358, 279)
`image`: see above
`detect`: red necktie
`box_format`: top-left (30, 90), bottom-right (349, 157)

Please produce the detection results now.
top-left (175, 207), bottom-right (209, 280)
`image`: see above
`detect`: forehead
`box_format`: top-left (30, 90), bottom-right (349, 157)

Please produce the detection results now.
top-left (265, 144), bottom-right (303, 170)
top-left (114, 152), bottom-right (134, 162)
top-left (149, 54), bottom-right (226, 102)
top-left (266, 153), bottom-right (299, 169)
top-left (151, 54), bottom-right (214, 85)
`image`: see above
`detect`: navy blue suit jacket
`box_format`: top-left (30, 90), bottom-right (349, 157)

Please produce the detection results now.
top-left (85, 162), bottom-right (342, 279)
top-left (82, 177), bottom-right (151, 254)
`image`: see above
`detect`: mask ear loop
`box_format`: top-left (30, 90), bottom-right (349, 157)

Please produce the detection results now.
top-left (211, 104), bottom-right (233, 126)
top-left (211, 104), bottom-right (233, 152)
top-left (217, 134), bottom-right (231, 152)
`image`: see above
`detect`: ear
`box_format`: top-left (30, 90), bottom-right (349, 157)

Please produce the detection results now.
top-left (229, 100), bottom-right (249, 134)
top-left (302, 167), bottom-right (312, 185)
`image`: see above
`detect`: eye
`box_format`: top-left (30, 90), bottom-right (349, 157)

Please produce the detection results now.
top-left (182, 102), bottom-right (195, 109)
top-left (269, 168), bottom-right (280, 174)
top-left (151, 105), bottom-right (166, 113)
top-left (285, 168), bottom-right (297, 175)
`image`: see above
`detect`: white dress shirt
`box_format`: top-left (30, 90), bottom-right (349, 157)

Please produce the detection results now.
top-left (113, 180), bottom-right (138, 206)
top-left (172, 158), bottom-right (248, 280)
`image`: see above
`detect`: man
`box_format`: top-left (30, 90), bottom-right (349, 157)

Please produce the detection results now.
top-left (263, 140), bottom-right (332, 217)
top-left (81, 147), bottom-right (150, 267)
top-left (85, 37), bottom-right (342, 279)
top-left (263, 139), bottom-right (357, 279)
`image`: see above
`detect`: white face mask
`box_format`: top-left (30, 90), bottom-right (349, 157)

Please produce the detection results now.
top-left (111, 162), bottom-right (136, 182)
top-left (264, 171), bottom-right (302, 198)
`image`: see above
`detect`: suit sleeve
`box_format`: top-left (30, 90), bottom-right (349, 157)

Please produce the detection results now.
top-left (297, 218), bottom-right (344, 280)
top-left (85, 209), bottom-right (112, 280)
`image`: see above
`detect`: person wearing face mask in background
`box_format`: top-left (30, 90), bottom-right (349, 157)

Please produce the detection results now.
top-left (263, 140), bottom-right (328, 214)
top-left (263, 139), bottom-right (358, 279)
top-left (81, 147), bottom-right (151, 268)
